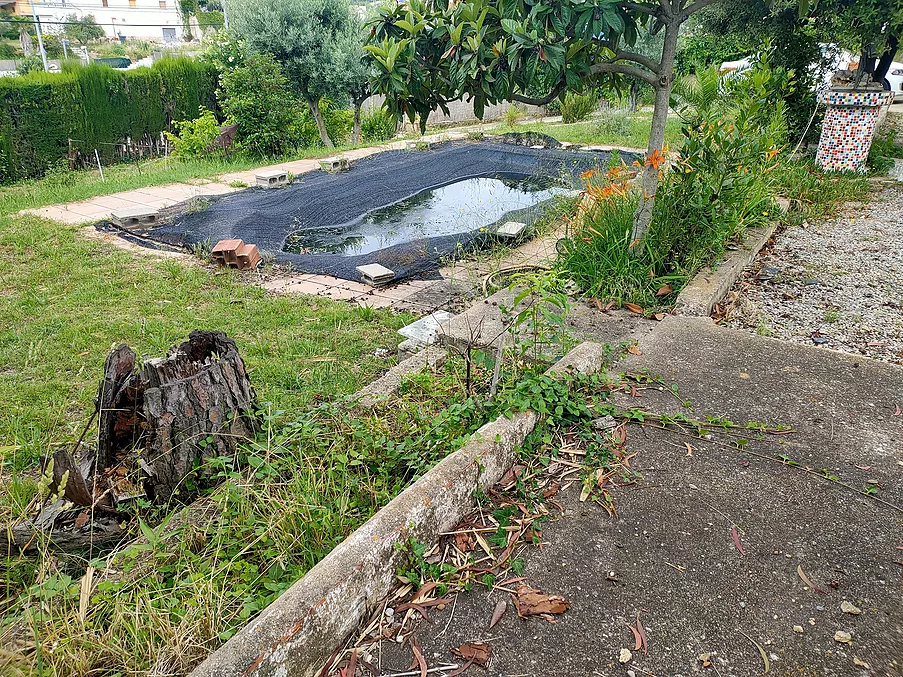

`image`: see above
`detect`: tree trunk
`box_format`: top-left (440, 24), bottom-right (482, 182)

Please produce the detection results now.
top-left (873, 35), bottom-right (899, 83)
top-left (133, 331), bottom-right (257, 501)
top-left (307, 97), bottom-right (335, 149)
top-left (628, 80), bottom-right (640, 113)
top-left (352, 101), bottom-right (363, 145)
top-left (631, 17), bottom-right (680, 245)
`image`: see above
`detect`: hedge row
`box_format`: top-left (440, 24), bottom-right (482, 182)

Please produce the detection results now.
top-left (0, 57), bottom-right (218, 182)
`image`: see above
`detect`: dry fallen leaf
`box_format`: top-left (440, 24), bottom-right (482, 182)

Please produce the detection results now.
top-left (797, 564), bottom-right (828, 594)
top-left (731, 526), bottom-right (745, 556)
top-left (454, 532), bottom-right (475, 553)
top-left (655, 283), bottom-right (673, 297)
top-left (635, 612), bottom-right (648, 655)
top-left (489, 600), bottom-right (507, 629)
top-left (698, 652), bottom-right (712, 668)
top-left (409, 636), bottom-right (427, 677)
top-left (740, 632), bottom-right (770, 674)
top-left (513, 584), bottom-right (570, 619)
top-left (685, 442), bottom-right (694, 457)
top-left (894, 403), bottom-right (901, 417)
top-left (652, 312), bottom-right (666, 321)
top-left (452, 641), bottom-right (491, 667)
top-left (624, 302), bottom-right (644, 315)
top-left (628, 624), bottom-right (642, 651)
top-left (73, 512), bottom-right (90, 529)
top-left (626, 345), bottom-right (642, 356)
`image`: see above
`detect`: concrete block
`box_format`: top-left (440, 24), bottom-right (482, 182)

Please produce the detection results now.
top-left (353, 346), bottom-right (448, 408)
top-left (255, 169), bottom-right (288, 189)
top-left (496, 221), bottom-right (528, 239)
top-left (398, 310), bottom-right (455, 352)
top-left (319, 156), bottom-right (349, 173)
top-left (356, 263), bottom-right (395, 287)
top-left (397, 338), bottom-right (419, 361)
top-left (673, 221), bottom-right (778, 317)
top-left (111, 206), bottom-right (158, 230)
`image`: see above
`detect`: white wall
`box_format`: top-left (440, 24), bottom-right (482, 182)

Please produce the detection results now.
top-left (27, 0), bottom-right (184, 41)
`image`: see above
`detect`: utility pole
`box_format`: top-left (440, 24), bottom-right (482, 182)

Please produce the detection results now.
top-left (30, 1), bottom-right (49, 72)
top-left (222, 0), bottom-right (229, 29)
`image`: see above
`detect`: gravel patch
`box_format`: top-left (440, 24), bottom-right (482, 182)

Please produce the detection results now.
top-left (720, 186), bottom-right (903, 365)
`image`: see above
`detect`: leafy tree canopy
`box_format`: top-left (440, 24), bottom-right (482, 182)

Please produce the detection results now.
top-left (365, 0), bottom-right (656, 126)
top-left (62, 14), bottom-right (106, 45)
top-left (230, 0), bottom-right (360, 147)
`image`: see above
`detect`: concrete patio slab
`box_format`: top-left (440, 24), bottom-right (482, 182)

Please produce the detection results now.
top-left (378, 316), bottom-right (903, 676)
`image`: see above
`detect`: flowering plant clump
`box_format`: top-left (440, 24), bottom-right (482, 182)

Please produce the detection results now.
top-left (558, 60), bottom-right (790, 310)
top-left (201, 30), bottom-right (247, 76)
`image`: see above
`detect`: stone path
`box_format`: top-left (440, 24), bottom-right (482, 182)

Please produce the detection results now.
top-left (722, 185), bottom-right (903, 365)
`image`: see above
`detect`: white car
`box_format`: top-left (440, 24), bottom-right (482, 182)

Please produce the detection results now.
top-left (882, 62), bottom-right (903, 101)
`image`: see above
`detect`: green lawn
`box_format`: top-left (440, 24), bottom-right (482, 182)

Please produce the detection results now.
top-left (493, 111), bottom-right (683, 150)
top-left (0, 213), bottom-right (413, 477)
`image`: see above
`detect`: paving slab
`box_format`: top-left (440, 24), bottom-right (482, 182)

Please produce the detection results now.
top-left (378, 317), bottom-right (903, 676)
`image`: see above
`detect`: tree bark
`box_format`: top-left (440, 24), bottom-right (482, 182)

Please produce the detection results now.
top-left (6, 332), bottom-right (257, 555)
top-left (307, 97), bottom-right (335, 149)
top-left (135, 331), bottom-right (257, 501)
top-left (352, 101), bottom-right (363, 145)
top-left (629, 80), bottom-right (640, 113)
top-left (631, 15), bottom-right (680, 245)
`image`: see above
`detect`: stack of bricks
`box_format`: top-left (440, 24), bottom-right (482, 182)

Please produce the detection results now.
top-left (211, 239), bottom-right (262, 271)
top-left (816, 89), bottom-right (895, 173)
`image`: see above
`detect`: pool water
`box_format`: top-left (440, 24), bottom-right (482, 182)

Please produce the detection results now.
top-left (284, 174), bottom-right (565, 256)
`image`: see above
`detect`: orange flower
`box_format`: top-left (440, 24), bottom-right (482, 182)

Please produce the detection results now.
top-left (765, 148), bottom-right (780, 160)
top-left (644, 147), bottom-right (666, 170)
top-left (580, 169), bottom-right (598, 182)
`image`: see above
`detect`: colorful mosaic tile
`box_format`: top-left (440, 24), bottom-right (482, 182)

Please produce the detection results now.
top-left (816, 89), bottom-right (895, 173)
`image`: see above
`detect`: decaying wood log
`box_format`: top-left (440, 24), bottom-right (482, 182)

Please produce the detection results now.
top-left (5, 331), bottom-right (256, 555)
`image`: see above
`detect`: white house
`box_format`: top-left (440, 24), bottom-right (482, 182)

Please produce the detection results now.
top-left (17, 0), bottom-right (185, 42)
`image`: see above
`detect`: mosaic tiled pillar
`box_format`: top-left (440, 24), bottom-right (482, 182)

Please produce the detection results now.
top-left (815, 89), bottom-right (895, 173)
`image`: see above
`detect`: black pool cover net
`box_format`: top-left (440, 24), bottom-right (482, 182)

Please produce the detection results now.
top-left (140, 141), bottom-right (637, 281)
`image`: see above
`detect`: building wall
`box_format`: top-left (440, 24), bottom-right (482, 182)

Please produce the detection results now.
top-left (17, 0), bottom-right (184, 41)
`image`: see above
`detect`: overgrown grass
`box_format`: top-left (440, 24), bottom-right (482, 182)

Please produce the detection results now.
top-left (2, 353), bottom-right (580, 676)
top-left (499, 111), bottom-right (682, 149)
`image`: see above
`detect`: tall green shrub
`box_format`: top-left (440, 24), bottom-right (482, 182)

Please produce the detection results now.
top-left (154, 57), bottom-right (219, 129)
top-left (0, 72), bottom-right (80, 182)
top-left (0, 59), bottom-right (218, 182)
top-left (219, 54), bottom-right (298, 156)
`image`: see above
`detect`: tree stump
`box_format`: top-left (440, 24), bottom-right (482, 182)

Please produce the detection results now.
top-left (5, 331), bottom-right (257, 554)
top-left (98, 330), bottom-right (258, 501)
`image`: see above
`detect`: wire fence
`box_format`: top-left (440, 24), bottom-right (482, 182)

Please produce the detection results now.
top-left (67, 133), bottom-right (172, 173)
